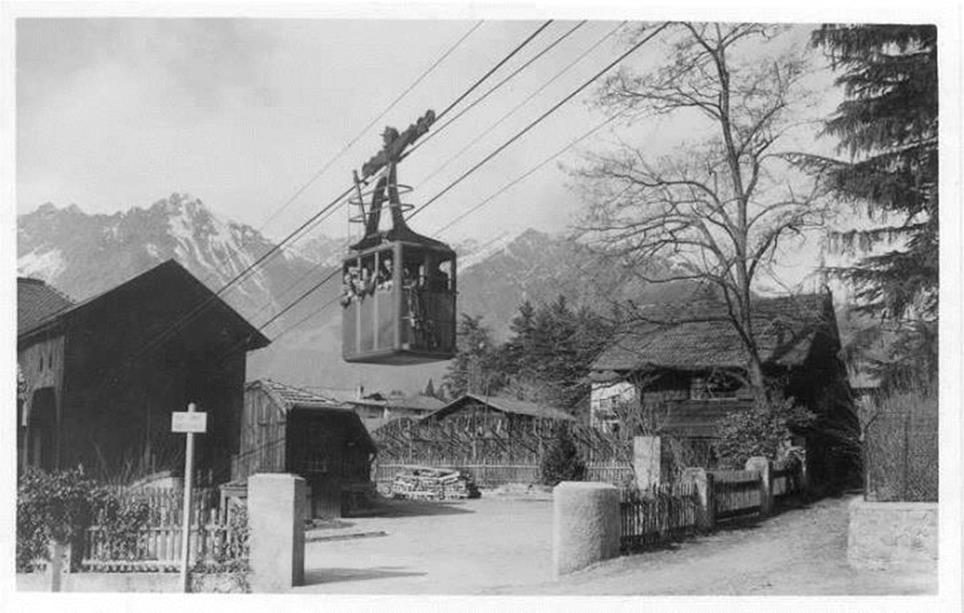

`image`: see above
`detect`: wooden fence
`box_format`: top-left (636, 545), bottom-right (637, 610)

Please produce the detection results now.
top-left (79, 486), bottom-right (244, 572)
top-left (374, 462), bottom-right (634, 488)
top-left (619, 482), bottom-right (700, 551)
top-left (82, 518), bottom-right (241, 572)
top-left (618, 457), bottom-right (805, 553)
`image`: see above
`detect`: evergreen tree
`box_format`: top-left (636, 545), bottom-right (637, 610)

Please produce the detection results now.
top-left (806, 24), bottom-right (938, 389)
top-left (540, 423), bottom-right (587, 486)
top-left (443, 314), bottom-right (504, 397)
top-left (809, 24), bottom-right (938, 321)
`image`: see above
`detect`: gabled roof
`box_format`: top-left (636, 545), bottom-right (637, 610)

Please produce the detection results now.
top-left (18, 260), bottom-right (270, 350)
top-left (424, 393), bottom-right (575, 422)
top-left (593, 292), bottom-right (835, 373)
top-left (249, 379), bottom-right (345, 410)
top-left (17, 277), bottom-right (73, 332)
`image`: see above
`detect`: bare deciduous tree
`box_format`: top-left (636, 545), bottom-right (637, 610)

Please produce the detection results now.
top-left (573, 23), bottom-right (831, 396)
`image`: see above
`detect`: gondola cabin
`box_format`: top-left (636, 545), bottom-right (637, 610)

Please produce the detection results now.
top-left (340, 110), bottom-right (457, 365)
top-left (341, 240), bottom-right (456, 364)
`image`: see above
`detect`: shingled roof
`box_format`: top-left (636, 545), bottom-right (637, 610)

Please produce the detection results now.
top-left (593, 292), bottom-right (835, 373)
top-left (17, 277), bottom-right (73, 332)
top-left (248, 379), bottom-right (344, 410)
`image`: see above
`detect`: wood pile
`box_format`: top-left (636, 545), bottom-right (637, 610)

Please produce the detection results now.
top-left (389, 466), bottom-right (481, 500)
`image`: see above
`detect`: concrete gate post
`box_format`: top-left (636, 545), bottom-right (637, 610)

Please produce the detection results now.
top-left (745, 456), bottom-right (773, 517)
top-left (553, 481), bottom-right (621, 578)
top-left (633, 435), bottom-right (661, 492)
top-left (248, 473), bottom-right (306, 592)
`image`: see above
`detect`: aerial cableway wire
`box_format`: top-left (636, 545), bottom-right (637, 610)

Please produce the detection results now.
top-left (418, 21), bottom-right (627, 187)
top-left (236, 23), bottom-right (670, 355)
top-left (255, 19), bottom-right (485, 234)
top-left (404, 22), bottom-right (671, 223)
top-left (400, 20), bottom-right (582, 159)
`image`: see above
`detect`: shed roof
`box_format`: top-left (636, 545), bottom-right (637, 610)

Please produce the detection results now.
top-left (592, 292), bottom-right (834, 373)
top-left (18, 260), bottom-right (270, 350)
top-left (246, 379), bottom-right (377, 452)
top-left (425, 393), bottom-right (576, 422)
top-left (17, 277), bottom-right (73, 332)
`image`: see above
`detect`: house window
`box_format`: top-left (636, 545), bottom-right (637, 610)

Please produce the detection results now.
top-left (691, 372), bottom-right (742, 400)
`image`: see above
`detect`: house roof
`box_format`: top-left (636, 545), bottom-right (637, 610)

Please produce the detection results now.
top-left (17, 277), bottom-right (73, 332)
top-left (592, 292), bottom-right (835, 373)
top-left (18, 260), bottom-right (270, 350)
top-left (424, 393), bottom-right (576, 422)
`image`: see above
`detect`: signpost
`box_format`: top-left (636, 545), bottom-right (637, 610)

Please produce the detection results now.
top-left (172, 403), bottom-right (207, 592)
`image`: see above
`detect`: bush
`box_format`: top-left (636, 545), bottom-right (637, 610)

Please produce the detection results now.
top-left (713, 398), bottom-right (815, 469)
top-left (16, 467), bottom-right (108, 571)
top-left (540, 423), bottom-right (587, 486)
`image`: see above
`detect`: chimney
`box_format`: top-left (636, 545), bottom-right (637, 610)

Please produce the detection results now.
top-left (356, 383), bottom-right (365, 400)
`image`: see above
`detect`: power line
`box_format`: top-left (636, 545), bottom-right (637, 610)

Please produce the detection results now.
top-left (406, 22), bottom-right (671, 223)
top-left (255, 20), bottom-right (485, 234)
top-left (419, 21), bottom-right (626, 187)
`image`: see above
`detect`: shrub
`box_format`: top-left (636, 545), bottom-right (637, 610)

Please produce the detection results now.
top-left (713, 398), bottom-right (815, 469)
top-left (16, 467), bottom-right (108, 571)
top-left (540, 423), bottom-right (587, 486)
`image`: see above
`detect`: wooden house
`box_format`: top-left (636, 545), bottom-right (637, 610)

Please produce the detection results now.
top-left (589, 291), bottom-right (859, 486)
top-left (234, 379), bottom-right (377, 518)
top-left (16, 261), bottom-right (269, 483)
top-left (422, 393), bottom-right (575, 430)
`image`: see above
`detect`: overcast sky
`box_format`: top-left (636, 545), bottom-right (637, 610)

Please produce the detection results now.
top-left (16, 18), bottom-right (841, 255)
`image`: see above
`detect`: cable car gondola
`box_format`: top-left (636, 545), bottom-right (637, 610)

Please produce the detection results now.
top-left (341, 111), bottom-right (457, 365)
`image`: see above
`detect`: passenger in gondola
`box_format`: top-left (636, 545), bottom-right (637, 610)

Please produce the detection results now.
top-left (428, 263), bottom-right (450, 292)
top-left (340, 270), bottom-right (356, 307)
top-left (377, 257), bottom-right (394, 291)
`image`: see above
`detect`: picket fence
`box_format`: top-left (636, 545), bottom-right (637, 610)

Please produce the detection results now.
top-left (619, 458), bottom-right (804, 551)
top-left (374, 462), bottom-right (634, 488)
top-left (619, 482), bottom-right (700, 551)
top-left (80, 487), bottom-right (243, 572)
top-left (82, 519), bottom-right (241, 572)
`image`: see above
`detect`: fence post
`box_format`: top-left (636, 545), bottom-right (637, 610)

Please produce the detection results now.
top-left (745, 456), bottom-right (773, 517)
top-left (682, 467), bottom-right (715, 531)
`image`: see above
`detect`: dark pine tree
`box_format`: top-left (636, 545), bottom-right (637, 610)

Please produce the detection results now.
top-left (810, 24), bottom-right (938, 320)
top-left (806, 24), bottom-right (938, 389)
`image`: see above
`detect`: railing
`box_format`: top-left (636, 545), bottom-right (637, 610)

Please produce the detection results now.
top-left (374, 462), bottom-right (634, 488)
top-left (619, 482), bottom-right (699, 551)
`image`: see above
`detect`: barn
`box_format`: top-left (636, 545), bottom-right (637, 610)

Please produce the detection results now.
top-left (234, 379), bottom-right (377, 518)
top-left (16, 260), bottom-right (269, 483)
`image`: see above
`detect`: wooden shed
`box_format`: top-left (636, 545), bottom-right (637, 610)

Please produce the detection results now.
top-left (235, 379), bottom-right (377, 518)
top-left (16, 261), bottom-right (269, 482)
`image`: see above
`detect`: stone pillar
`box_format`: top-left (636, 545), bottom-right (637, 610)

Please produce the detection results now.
top-left (553, 482), bottom-right (621, 578)
top-left (633, 435), bottom-right (661, 492)
top-left (45, 541), bottom-right (70, 592)
top-left (745, 456), bottom-right (773, 517)
top-left (248, 473), bottom-right (306, 592)
top-left (681, 467), bottom-right (715, 531)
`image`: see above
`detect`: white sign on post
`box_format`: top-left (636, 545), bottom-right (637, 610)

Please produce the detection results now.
top-left (171, 411), bottom-right (207, 433)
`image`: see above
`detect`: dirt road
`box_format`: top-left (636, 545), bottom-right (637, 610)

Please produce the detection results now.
top-left (296, 493), bottom-right (935, 595)
top-left (490, 495), bottom-right (937, 596)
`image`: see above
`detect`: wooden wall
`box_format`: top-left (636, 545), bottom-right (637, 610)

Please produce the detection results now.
top-left (233, 387), bottom-right (287, 482)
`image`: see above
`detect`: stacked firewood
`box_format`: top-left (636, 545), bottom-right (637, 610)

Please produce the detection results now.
top-left (390, 466), bottom-right (481, 500)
